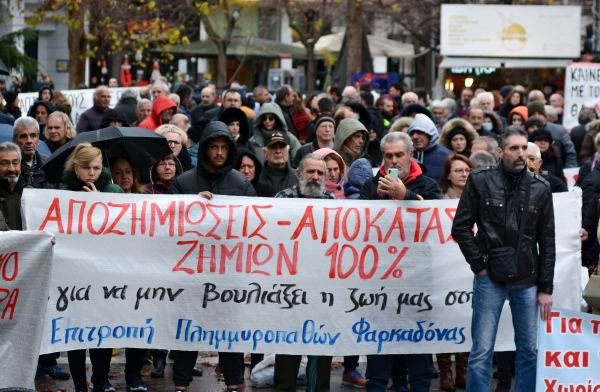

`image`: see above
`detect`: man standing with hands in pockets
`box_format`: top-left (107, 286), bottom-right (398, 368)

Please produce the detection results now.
top-left (451, 126), bottom-right (555, 392)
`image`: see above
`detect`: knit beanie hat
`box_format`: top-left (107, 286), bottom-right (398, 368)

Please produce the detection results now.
top-left (3, 91), bottom-right (18, 106)
top-left (527, 101), bottom-right (546, 118)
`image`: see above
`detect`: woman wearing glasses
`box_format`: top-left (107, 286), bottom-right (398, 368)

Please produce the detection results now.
top-left (155, 124), bottom-right (195, 171)
top-left (250, 103), bottom-right (302, 165)
top-left (146, 154), bottom-right (183, 194)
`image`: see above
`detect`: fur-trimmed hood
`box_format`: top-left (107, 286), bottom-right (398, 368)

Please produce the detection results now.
top-left (389, 117), bottom-right (413, 133)
top-left (484, 111), bottom-right (503, 135)
top-left (438, 118), bottom-right (479, 149)
top-left (586, 119), bottom-right (600, 133)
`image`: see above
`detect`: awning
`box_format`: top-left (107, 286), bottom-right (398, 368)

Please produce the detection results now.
top-left (153, 37), bottom-right (312, 59)
top-left (311, 32), bottom-right (414, 58)
top-left (439, 57), bottom-right (570, 69)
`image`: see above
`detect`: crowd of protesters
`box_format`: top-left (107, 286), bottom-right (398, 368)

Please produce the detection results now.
top-left (0, 76), bottom-right (596, 392)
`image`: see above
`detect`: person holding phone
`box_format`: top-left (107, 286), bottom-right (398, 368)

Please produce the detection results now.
top-left (359, 131), bottom-right (441, 392)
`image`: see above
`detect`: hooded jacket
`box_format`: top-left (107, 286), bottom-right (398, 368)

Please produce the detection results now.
top-left (313, 148), bottom-right (346, 199)
top-left (26, 85), bottom-right (54, 117)
top-left (332, 118), bottom-right (370, 180)
top-left (250, 103), bottom-right (302, 165)
top-left (99, 109), bottom-right (129, 129)
top-left (146, 156), bottom-right (183, 194)
top-left (407, 113), bottom-right (453, 182)
top-left (169, 121), bottom-right (256, 196)
top-left (31, 100), bottom-right (56, 140)
top-left (438, 118), bottom-right (479, 154)
top-left (344, 158), bottom-right (373, 199)
top-left (114, 96), bottom-right (139, 126)
top-left (218, 107), bottom-right (255, 154)
top-left (236, 147), bottom-right (276, 198)
top-left (138, 96), bottom-right (178, 131)
top-left (579, 120), bottom-right (600, 165)
top-left (389, 117), bottom-right (413, 133)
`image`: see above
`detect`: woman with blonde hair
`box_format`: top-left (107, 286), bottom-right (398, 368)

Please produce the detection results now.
top-left (155, 124), bottom-right (194, 171)
top-left (45, 111), bottom-right (77, 153)
top-left (62, 143), bottom-right (124, 391)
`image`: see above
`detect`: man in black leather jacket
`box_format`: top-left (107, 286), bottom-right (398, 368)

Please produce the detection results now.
top-left (451, 126), bottom-right (554, 392)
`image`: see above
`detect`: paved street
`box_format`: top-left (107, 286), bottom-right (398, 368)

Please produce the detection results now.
top-left (34, 351), bottom-right (513, 391)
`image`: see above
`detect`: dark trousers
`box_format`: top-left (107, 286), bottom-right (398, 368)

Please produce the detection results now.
top-left (495, 351), bottom-right (515, 388)
top-left (274, 354), bottom-right (332, 392)
top-left (244, 353), bottom-right (265, 372)
top-left (172, 350), bottom-right (198, 387)
top-left (366, 354), bottom-right (431, 392)
top-left (125, 348), bottom-right (146, 377)
top-left (67, 348), bottom-right (112, 390)
top-left (342, 356), bottom-right (359, 374)
top-left (39, 352), bottom-right (61, 368)
top-left (219, 352), bottom-right (244, 386)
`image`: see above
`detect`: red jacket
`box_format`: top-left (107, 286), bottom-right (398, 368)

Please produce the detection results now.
top-left (138, 96), bottom-right (177, 131)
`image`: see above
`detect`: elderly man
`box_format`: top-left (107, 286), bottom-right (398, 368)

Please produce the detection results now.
top-left (252, 85), bottom-right (269, 116)
top-left (401, 92), bottom-right (418, 108)
top-left (527, 142), bottom-right (567, 193)
top-left (360, 131), bottom-right (440, 392)
top-left (152, 81), bottom-right (170, 99)
top-left (259, 131), bottom-right (297, 193)
top-left (467, 107), bottom-right (496, 139)
top-left (442, 98), bottom-right (458, 120)
top-left (407, 113), bottom-right (452, 182)
top-left (549, 93), bottom-right (564, 124)
top-left (456, 88), bottom-right (473, 118)
top-left (343, 86), bottom-right (357, 101)
top-left (170, 113), bottom-right (191, 133)
top-left (527, 101), bottom-right (577, 167)
top-left (479, 91), bottom-right (508, 129)
top-left (76, 86), bottom-right (110, 133)
top-left (275, 85), bottom-right (299, 139)
top-left (545, 105), bottom-right (559, 125)
top-left (293, 116), bottom-right (335, 168)
top-left (429, 100), bottom-right (445, 130)
top-left (190, 87), bottom-right (218, 124)
top-left (333, 118), bottom-right (370, 178)
top-left (470, 150), bottom-right (496, 167)
top-left (129, 98), bottom-right (152, 127)
top-left (12, 116), bottom-right (53, 189)
top-left (528, 89), bottom-right (547, 105)
top-left (471, 136), bottom-right (499, 160)
top-left (138, 96), bottom-right (177, 131)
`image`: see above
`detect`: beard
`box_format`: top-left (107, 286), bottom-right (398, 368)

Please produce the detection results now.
top-left (298, 174), bottom-right (325, 198)
top-left (503, 156), bottom-right (526, 173)
top-left (2, 171), bottom-right (18, 185)
top-left (388, 163), bottom-right (410, 180)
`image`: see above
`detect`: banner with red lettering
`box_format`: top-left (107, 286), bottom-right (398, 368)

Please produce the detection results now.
top-left (22, 189), bottom-right (581, 355)
top-left (536, 307), bottom-right (600, 391)
top-left (0, 231), bottom-right (55, 390)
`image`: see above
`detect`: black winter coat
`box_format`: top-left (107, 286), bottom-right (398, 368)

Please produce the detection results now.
top-left (114, 97), bottom-right (139, 126)
top-left (540, 146), bottom-right (565, 184)
top-left (235, 147), bottom-right (276, 198)
top-left (359, 165), bottom-right (442, 201)
top-left (451, 162), bottom-right (555, 293)
top-left (169, 121), bottom-right (256, 196)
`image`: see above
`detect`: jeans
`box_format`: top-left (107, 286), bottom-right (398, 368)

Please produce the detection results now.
top-left (467, 273), bottom-right (538, 392)
top-left (365, 354), bottom-right (431, 392)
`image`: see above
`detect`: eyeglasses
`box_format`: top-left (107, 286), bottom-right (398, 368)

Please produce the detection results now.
top-left (167, 140), bottom-right (181, 145)
top-left (157, 162), bottom-right (176, 168)
top-left (453, 168), bottom-right (471, 175)
top-left (263, 115), bottom-right (276, 122)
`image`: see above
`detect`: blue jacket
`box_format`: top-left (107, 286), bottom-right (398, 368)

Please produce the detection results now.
top-left (344, 158), bottom-right (374, 199)
top-left (0, 113), bottom-right (15, 125)
top-left (408, 113), bottom-right (452, 183)
top-left (188, 143), bottom-right (199, 167)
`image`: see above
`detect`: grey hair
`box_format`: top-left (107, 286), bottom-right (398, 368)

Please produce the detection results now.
top-left (401, 92), bottom-right (417, 104)
top-left (152, 81), bottom-right (170, 95)
top-left (528, 90), bottom-right (544, 104)
top-left (545, 105), bottom-right (558, 120)
top-left (470, 150), bottom-right (496, 167)
top-left (594, 132), bottom-right (600, 149)
top-left (343, 86), bottom-right (357, 96)
top-left (297, 153), bottom-right (325, 173)
top-left (13, 116), bottom-right (40, 138)
top-left (580, 106), bottom-right (594, 123)
top-left (527, 142), bottom-right (541, 159)
top-left (472, 136), bottom-right (499, 158)
top-left (442, 98), bottom-right (456, 112)
top-left (93, 85), bottom-right (109, 101)
top-left (381, 131), bottom-right (413, 154)
top-left (120, 89), bottom-right (137, 100)
top-left (0, 141), bottom-right (22, 161)
top-left (477, 92), bottom-right (494, 106)
top-left (429, 100), bottom-right (444, 110)
top-left (253, 85), bottom-right (267, 96)
top-left (137, 98), bottom-right (152, 110)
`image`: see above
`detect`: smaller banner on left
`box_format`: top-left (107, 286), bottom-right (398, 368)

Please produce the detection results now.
top-left (0, 231), bottom-right (55, 390)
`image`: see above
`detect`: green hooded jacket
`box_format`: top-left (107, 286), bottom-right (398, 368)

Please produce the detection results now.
top-left (332, 118), bottom-right (370, 180)
top-left (250, 103), bottom-right (302, 166)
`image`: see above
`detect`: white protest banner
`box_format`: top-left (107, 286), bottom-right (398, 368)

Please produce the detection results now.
top-left (0, 231), bottom-right (55, 390)
top-left (17, 87), bottom-right (142, 127)
top-left (536, 307), bottom-right (600, 391)
top-left (564, 167), bottom-right (579, 190)
top-left (564, 62), bottom-right (600, 129)
top-left (22, 189), bottom-right (581, 356)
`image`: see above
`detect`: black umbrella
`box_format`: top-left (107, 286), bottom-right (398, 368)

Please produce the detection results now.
top-left (40, 126), bottom-right (173, 184)
top-left (0, 59), bottom-right (9, 76)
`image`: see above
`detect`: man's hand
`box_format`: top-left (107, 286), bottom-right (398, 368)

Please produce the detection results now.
top-left (378, 176), bottom-right (407, 200)
top-left (198, 191), bottom-right (214, 200)
top-left (579, 228), bottom-right (589, 242)
top-left (477, 269), bottom-right (487, 276)
top-left (369, 130), bottom-right (377, 142)
top-left (538, 292), bottom-right (553, 321)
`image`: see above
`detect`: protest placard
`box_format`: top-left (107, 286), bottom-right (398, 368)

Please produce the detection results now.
top-left (17, 87), bottom-right (142, 127)
top-left (0, 231), bottom-right (55, 390)
top-left (22, 189), bottom-right (581, 356)
top-left (563, 167), bottom-right (579, 190)
top-left (536, 307), bottom-right (600, 391)
top-left (564, 62), bottom-right (600, 129)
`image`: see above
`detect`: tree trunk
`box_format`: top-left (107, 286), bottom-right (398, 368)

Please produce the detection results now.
top-left (216, 41), bottom-right (228, 93)
top-left (306, 42), bottom-right (316, 91)
top-left (345, 0), bottom-right (362, 86)
top-left (68, 1), bottom-right (87, 89)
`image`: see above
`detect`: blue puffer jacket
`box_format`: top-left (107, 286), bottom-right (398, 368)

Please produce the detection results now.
top-left (344, 158), bottom-right (374, 199)
top-left (408, 113), bottom-right (452, 183)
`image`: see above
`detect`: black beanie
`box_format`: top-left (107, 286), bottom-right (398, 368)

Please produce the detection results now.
top-left (3, 91), bottom-right (18, 106)
top-left (188, 118), bottom-right (210, 143)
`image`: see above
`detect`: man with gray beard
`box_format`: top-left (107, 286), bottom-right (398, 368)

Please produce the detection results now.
top-left (275, 153), bottom-right (336, 199)
top-left (0, 142), bottom-right (31, 231)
